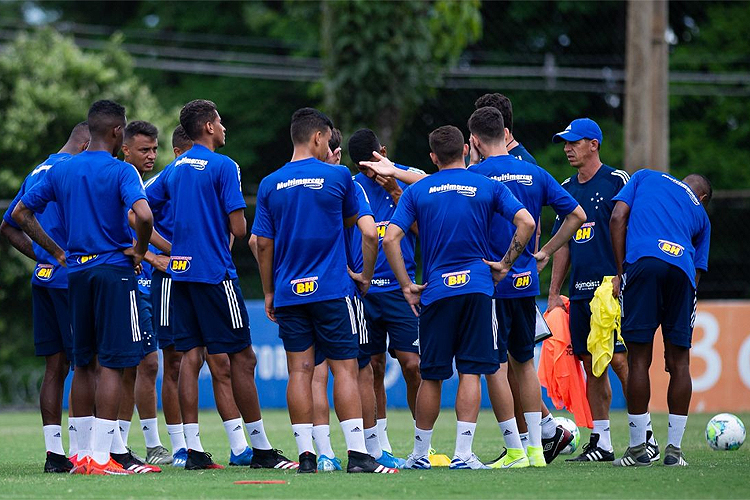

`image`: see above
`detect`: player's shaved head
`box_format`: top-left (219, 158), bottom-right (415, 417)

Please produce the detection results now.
top-left (67, 121), bottom-right (90, 144)
top-left (475, 93), bottom-right (513, 132)
top-left (683, 173), bottom-right (712, 205)
top-left (429, 126), bottom-right (465, 165)
top-left (124, 120), bottom-right (158, 143)
top-left (348, 128), bottom-right (381, 165)
top-left (87, 100), bottom-right (126, 139)
top-left (290, 107), bottom-right (333, 146)
top-left (180, 99), bottom-right (218, 141)
top-left (172, 124), bottom-right (193, 152)
top-left (468, 107), bottom-right (505, 143)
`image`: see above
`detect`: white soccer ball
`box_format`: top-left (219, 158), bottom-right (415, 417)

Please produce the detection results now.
top-left (706, 413), bottom-right (746, 451)
top-left (554, 416), bottom-right (580, 455)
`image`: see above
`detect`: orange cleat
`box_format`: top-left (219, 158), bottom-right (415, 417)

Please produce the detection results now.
top-left (87, 457), bottom-right (134, 475)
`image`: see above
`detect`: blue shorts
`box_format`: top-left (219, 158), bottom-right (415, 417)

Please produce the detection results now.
top-left (495, 296), bottom-right (536, 364)
top-left (621, 257), bottom-right (696, 348)
top-left (138, 290), bottom-right (157, 356)
top-left (172, 279), bottom-right (251, 355)
top-left (276, 297), bottom-right (358, 361)
top-left (314, 295), bottom-right (371, 369)
top-left (569, 298), bottom-right (627, 356)
top-left (68, 265), bottom-right (143, 369)
top-left (363, 289), bottom-right (419, 357)
top-left (31, 285), bottom-right (73, 361)
top-left (150, 270), bottom-right (175, 349)
top-left (417, 293), bottom-right (498, 380)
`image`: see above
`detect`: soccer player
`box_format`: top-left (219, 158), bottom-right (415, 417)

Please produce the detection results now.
top-left (382, 125), bottom-right (535, 470)
top-left (149, 100), bottom-right (292, 470)
top-left (13, 100), bottom-right (154, 475)
top-left (1, 122), bottom-right (89, 473)
top-left (473, 93), bottom-right (536, 164)
top-left (467, 107), bottom-right (585, 467)
top-left (610, 171), bottom-right (711, 467)
top-left (347, 128), bottom-right (423, 454)
top-left (253, 107), bottom-right (397, 474)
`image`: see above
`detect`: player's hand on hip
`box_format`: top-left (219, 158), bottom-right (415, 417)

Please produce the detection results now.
top-left (533, 250), bottom-right (551, 273)
top-left (264, 293), bottom-right (277, 323)
top-left (402, 283), bottom-right (426, 317)
top-left (612, 275), bottom-right (622, 299)
top-left (359, 151), bottom-right (397, 178)
top-left (546, 293), bottom-right (566, 313)
top-left (54, 249), bottom-right (67, 268)
top-left (483, 258), bottom-right (510, 285)
top-left (151, 254), bottom-right (170, 273)
top-left (123, 246), bottom-right (145, 274)
top-left (347, 268), bottom-right (371, 297)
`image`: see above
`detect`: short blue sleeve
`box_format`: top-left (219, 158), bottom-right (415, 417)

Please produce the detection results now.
top-left (120, 163), bottom-right (147, 209)
top-left (3, 178), bottom-right (27, 229)
top-left (355, 181), bottom-right (374, 219)
top-left (694, 216), bottom-right (711, 272)
top-left (21, 171), bottom-right (56, 214)
top-left (542, 169), bottom-right (579, 217)
top-left (342, 169), bottom-right (359, 219)
top-left (612, 169), bottom-right (641, 206)
top-left (492, 180), bottom-right (525, 222)
top-left (221, 158), bottom-right (247, 215)
top-left (389, 185), bottom-right (416, 234)
top-left (145, 170), bottom-right (169, 212)
top-left (251, 178), bottom-right (275, 238)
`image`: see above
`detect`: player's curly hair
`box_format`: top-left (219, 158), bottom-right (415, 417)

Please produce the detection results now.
top-left (124, 121), bottom-right (158, 142)
top-left (172, 124), bottom-right (193, 152)
top-left (87, 100), bottom-right (126, 138)
top-left (348, 128), bottom-right (381, 166)
top-left (180, 99), bottom-right (218, 140)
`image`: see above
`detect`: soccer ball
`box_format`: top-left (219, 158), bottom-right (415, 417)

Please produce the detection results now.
top-left (706, 413), bottom-right (746, 451)
top-left (554, 416), bottom-right (580, 455)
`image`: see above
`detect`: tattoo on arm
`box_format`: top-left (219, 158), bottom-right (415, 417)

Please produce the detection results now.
top-left (18, 211), bottom-right (62, 259)
top-left (503, 233), bottom-right (524, 266)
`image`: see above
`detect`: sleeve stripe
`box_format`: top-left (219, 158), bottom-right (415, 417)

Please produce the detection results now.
top-left (611, 170), bottom-right (630, 185)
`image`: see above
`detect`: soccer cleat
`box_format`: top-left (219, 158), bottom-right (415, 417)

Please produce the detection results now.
top-left (488, 448), bottom-right (529, 469)
top-left (613, 444), bottom-right (651, 467)
top-left (111, 451), bottom-right (162, 473)
top-left (87, 457), bottom-right (134, 475)
top-left (346, 450), bottom-right (398, 473)
top-left (542, 425), bottom-right (574, 464)
top-left (376, 450), bottom-right (406, 469)
top-left (126, 446), bottom-right (146, 464)
top-left (449, 454), bottom-right (489, 470)
top-left (44, 451), bottom-right (73, 473)
top-left (485, 448), bottom-right (507, 467)
top-left (70, 455), bottom-right (89, 475)
top-left (185, 449), bottom-right (224, 470)
top-left (317, 454), bottom-right (342, 472)
top-left (172, 448), bottom-right (188, 468)
top-left (298, 451), bottom-right (317, 474)
top-left (565, 433), bottom-right (615, 462)
top-left (250, 448), bottom-right (298, 469)
top-left (645, 431), bottom-right (661, 462)
top-left (403, 453), bottom-right (431, 469)
top-left (663, 444), bottom-right (688, 467)
top-left (146, 445), bottom-right (173, 465)
top-left (229, 446), bottom-right (254, 466)
top-left (527, 446), bottom-right (547, 467)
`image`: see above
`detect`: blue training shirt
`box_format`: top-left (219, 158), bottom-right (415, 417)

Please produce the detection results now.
top-left (21, 150), bottom-right (147, 272)
top-left (158, 144), bottom-right (246, 284)
top-left (354, 163), bottom-right (423, 292)
top-left (345, 181), bottom-right (376, 297)
top-left (389, 168), bottom-right (525, 306)
top-left (144, 166), bottom-right (176, 250)
top-left (3, 153), bottom-right (72, 288)
top-left (612, 169), bottom-right (710, 288)
top-left (552, 164), bottom-right (629, 300)
top-left (252, 157), bottom-right (359, 307)
top-left (509, 143), bottom-right (537, 165)
top-left (469, 155), bottom-right (579, 298)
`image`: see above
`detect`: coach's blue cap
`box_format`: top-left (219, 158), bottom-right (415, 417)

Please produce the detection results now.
top-left (552, 118), bottom-right (603, 144)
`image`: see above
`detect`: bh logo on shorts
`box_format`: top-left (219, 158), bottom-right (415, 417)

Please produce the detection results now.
top-left (442, 270), bottom-right (471, 288)
top-left (76, 254), bottom-right (99, 264)
top-left (512, 271), bottom-right (532, 290)
top-left (658, 240), bottom-right (684, 257)
top-left (35, 264), bottom-right (54, 281)
top-left (573, 222), bottom-right (595, 243)
top-left (376, 221), bottom-right (388, 240)
top-left (291, 276), bottom-right (319, 296)
top-left (170, 256), bottom-right (192, 273)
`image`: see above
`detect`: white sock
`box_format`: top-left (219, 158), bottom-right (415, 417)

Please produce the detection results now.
top-left (377, 418), bottom-right (393, 454)
top-left (498, 418), bottom-right (523, 451)
top-left (166, 423), bottom-right (187, 452)
top-left (364, 426), bottom-right (382, 460)
top-left (541, 414), bottom-right (557, 439)
top-left (110, 420), bottom-right (128, 454)
top-left (312, 424), bottom-right (335, 458)
top-left (668, 414), bottom-right (688, 449)
top-left (628, 413), bottom-right (649, 447)
top-left (646, 414), bottom-right (657, 444)
top-left (183, 423), bottom-right (204, 452)
top-left (91, 418), bottom-right (116, 465)
top-left (43, 425), bottom-right (65, 455)
top-left (68, 418), bottom-right (80, 457)
top-left (292, 423), bottom-right (314, 455)
top-left (141, 418), bottom-right (162, 448)
top-left (118, 419), bottom-right (131, 446)
top-left (340, 418), bottom-right (367, 454)
top-left (519, 432), bottom-right (529, 453)
top-left (524, 411), bottom-right (543, 448)
top-left (75, 416), bottom-right (94, 460)
top-left (223, 418), bottom-right (249, 455)
top-left (455, 421), bottom-right (476, 459)
top-left (413, 427), bottom-right (433, 458)
top-left (593, 419), bottom-right (613, 452)
top-left (245, 419), bottom-right (272, 450)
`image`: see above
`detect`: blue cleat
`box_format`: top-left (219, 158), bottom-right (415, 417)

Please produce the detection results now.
top-left (172, 448), bottom-right (188, 468)
top-left (317, 454), bottom-right (342, 471)
top-left (229, 446), bottom-right (254, 466)
top-left (376, 450), bottom-right (406, 469)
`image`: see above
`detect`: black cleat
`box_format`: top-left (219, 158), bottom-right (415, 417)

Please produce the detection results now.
top-left (485, 448), bottom-right (507, 467)
top-left (613, 444), bottom-right (652, 467)
top-left (111, 450), bottom-right (161, 473)
top-left (185, 449), bottom-right (224, 470)
top-left (44, 451), bottom-right (73, 473)
top-left (645, 430), bottom-right (661, 462)
top-left (543, 425), bottom-right (574, 464)
top-left (250, 448), bottom-right (298, 470)
top-left (565, 433), bottom-right (615, 462)
top-left (297, 451), bottom-right (317, 474)
top-left (346, 450), bottom-right (398, 473)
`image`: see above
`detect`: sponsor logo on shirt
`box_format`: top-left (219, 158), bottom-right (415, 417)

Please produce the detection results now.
top-left (35, 264), bottom-right (54, 281)
top-left (276, 178), bottom-right (325, 190)
top-left (31, 164), bottom-right (53, 176)
top-left (170, 256), bottom-right (192, 273)
top-left (138, 277), bottom-right (151, 288)
top-left (291, 276), bottom-right (319, 296)
top-left (442, 270), bottom-right (471, 288)
top-left (512, 271), bottom-right (532, 290)
top-left (573, 222), bottom-right (595, 243)
top-left (371, 278), bottom-right (391, 287)
top-left (375, 221), bottom-right (388, 240)
top-left (574, 279), bottom-right (601, 292)
top-left (175, 157), bottom-right (208, 171)
top-left (77, 254), bottom-right (99, 264)
top-left (658, 239), bottom-right (685, 257)
top-left (428, 183), bottom-right (477, 197)
top-left (490, 173), bottom-right (533, 186)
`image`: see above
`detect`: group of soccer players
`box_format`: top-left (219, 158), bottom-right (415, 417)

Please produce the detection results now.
top-left (1, 90), bottom-right (711, 475)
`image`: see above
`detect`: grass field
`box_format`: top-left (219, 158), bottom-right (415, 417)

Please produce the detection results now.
top-left (0, 409), bottom-right (748, 499)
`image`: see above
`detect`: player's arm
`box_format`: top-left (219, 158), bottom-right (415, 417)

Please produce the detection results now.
top-left (128, 209), bottom-right (171, 255)
top-left (547, 243), bottom-right (570, 312)
top-left (360, 152), bottom-right (427, 185)
top-left (534, 205), bottom-right (586, 273)
top-left (12, 201), bottom-right (65, 266)
top-left (609, 200), bottom-right (631, 298)
top-left (248, 234), bottom-right (259, 261)
top-left (349, 215), bottom-right (377, 297)
top-left (484, 208), bottom-right (536, 285)
top-left (228, 208), bottom-right (248, 239)
top-left (128, 199), bottom-right (153, 269)
top-left (256, 236), bottom-right (276, 322)
top-left (383, 224), bottom-right (425, 317)
top-left (0, 220), bottom-right (36, 261)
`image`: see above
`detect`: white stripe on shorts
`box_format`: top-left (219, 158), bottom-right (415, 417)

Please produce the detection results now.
top-left (491, 299), bottom-right (498, 350)
top-left (353, 296), bottom-right (368, 345)
top-left (222, 280), bottom-right (243, 329)
top-left (161, 277), bottom-right (172, 327)
top-left (345, 296), bottom-right (357, 336)
top-left (130, 290), bottom-right (142, 342)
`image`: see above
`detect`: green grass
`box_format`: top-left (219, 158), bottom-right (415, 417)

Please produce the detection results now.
top-left (0, 409), bottom-right (748, 499)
